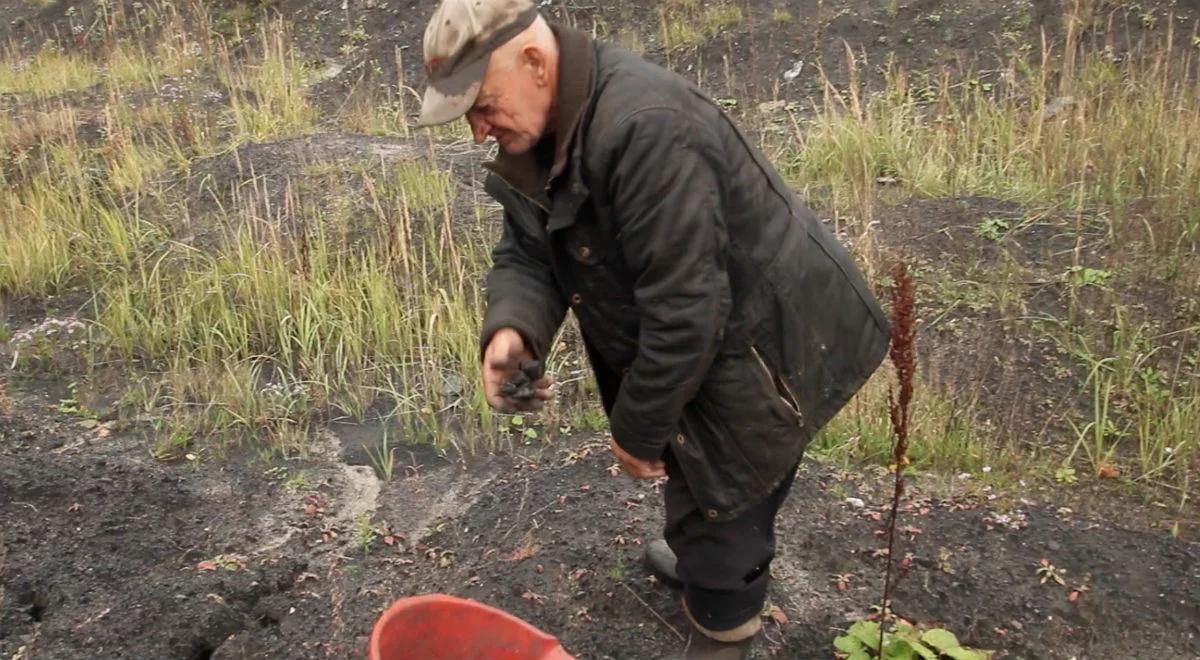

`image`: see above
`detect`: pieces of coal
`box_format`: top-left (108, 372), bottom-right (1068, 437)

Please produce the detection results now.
top-left (500, 360), bottom-right (544, 401)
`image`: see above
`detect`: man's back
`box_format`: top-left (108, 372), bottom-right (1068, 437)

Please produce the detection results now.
top-left (575, 32), bottom-right (890, 403)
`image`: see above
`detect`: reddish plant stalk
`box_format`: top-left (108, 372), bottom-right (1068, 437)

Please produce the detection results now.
top-left (880, 261), bottom-right (916, 651)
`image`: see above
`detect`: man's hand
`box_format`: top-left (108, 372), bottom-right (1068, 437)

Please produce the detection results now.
top-left (610, 437), bottom-right (666, 480)
top-left (483, 328), bottom-right (554, 413)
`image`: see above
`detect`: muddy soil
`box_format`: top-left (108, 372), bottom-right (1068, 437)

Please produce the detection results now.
top-left (2, 382), bottom-right (1197, 659)
top-left (3, 1), bottom-right (1194, 112)
top-left (3, 1), bottom-right (1199, 659)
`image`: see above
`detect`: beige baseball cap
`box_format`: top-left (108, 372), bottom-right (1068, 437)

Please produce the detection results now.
top-left (416, 0), bottom-right (540, 127)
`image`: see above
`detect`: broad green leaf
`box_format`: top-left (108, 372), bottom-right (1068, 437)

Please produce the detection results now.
top-left (909, 641), bottom-right (938, 660)
top-left (882, 639), bottom-right (917, 660)
top-left (835, 634), bottom-right (866, 653)
top-left (920, 629), bottom-right (961, 651)
top-left (849, 621), bottom-right (883, 651)
top-left (943, 647), bottom-right (985, 660)
top-left (847, 652), bottom-right (872, 660)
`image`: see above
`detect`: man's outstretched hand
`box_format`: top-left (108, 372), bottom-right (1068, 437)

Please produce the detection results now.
top-left (610, 437), bottom-right (666, 480)
top-left (483, 328), bottom-right (554, 413)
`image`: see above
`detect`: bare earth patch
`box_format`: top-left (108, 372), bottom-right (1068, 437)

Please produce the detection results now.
top-left (1, 382), bottom-right (1197, 659)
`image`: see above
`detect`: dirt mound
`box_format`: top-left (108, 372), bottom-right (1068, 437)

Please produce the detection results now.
top-left (0, 405), bottom-right (306, 658)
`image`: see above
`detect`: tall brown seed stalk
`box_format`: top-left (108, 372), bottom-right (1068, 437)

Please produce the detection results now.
top-left (880, 261), bottom-right (916, 651)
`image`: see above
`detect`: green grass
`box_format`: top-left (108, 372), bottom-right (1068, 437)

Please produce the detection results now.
top-left (661, 17), bottom-right (703, 50)
top-left (0, 13), bottom-right (520, 459)
top-left (93, 159), bottom-right (488, 455)
top-left (0, 46), bottom-right (99, 95)
top-left (1040, 310), bottom-right (1199, 494)
top-left (778, 28), bottom-right (1200, 253)
top-left (1, 22), bottom-right (197, 98)
top-left (701, 4), bottom-right (743, 37)
top-left (812, 369), bottom-right (1021, 483)
top-left (0, 162), bottom-right (161, 297)
top-left (104, 39), bottom-right (198, 90)
top-left (218, 21), bottom-right (317, 141)
top-left (660, 1), bottom-right (742, 50)
top-left (0, 4), bottom-right (1196, 503)
top-left (780, 22), bottom-right (1200, 495)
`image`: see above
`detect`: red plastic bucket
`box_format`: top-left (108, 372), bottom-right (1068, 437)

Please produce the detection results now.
top-left (368, 594), bottom-right (575, 660)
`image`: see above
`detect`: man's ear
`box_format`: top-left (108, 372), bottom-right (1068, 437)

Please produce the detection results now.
top-left (521, 45), bottom-right (549, 86)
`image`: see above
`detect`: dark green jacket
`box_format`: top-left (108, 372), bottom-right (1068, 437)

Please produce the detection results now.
top-left (480, 24), bottom-right (890, 521)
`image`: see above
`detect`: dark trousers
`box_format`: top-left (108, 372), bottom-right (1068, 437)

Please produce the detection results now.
top-left (663, 449), bottom-right (799, 631)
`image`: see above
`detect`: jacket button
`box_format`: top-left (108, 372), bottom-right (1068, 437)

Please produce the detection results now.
top-left (675, 434), bottom-right (686, 445)
top-left (706, 509), bottom-right (719, 519)
top-left (578, 246), bottom-right (592, 260)
top-left (570, 293), bottom-right (583, 306)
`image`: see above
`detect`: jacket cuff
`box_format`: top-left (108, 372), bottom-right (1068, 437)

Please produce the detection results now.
top-left (480, 299), bottom-right (551, 363)
top-left (609, 407), bottom-right (673, 462)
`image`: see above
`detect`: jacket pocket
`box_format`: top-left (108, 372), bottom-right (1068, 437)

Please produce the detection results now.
top-left (673, 350), bottom-right (810, 518)
top-left (751, 345), bottom-right (804, 427)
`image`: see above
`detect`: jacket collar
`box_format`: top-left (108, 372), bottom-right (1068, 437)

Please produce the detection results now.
top-left (483, 22), bottom-right (595, 204)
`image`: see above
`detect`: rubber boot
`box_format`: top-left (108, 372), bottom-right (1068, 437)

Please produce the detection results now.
top-left (644, 539), bottom-right (682, 588)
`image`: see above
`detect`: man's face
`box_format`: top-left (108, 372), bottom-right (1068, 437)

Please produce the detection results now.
top-left (465, 48), bottom-right (553, 155)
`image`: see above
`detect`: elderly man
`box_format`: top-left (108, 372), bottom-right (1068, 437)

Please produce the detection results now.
top-left (416, 0), bottom-right (890, 655)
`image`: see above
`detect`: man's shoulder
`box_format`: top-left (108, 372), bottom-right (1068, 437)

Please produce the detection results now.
top-left (587, 42), bottom-right (705, 134)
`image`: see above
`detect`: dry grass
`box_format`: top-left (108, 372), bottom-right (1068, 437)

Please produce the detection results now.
top-left (217, 21), bottom-right (317, 141)
top-left (0, 3), bottom-right (1195, 499)
top-left (778, 24), bottom-right (1200, 254)
top-left (813, 366), bottom-right (1022, 485)
top-left (0, 12), bottom-right (527, 459)
top-left (779, 22), bottom-right (1200, 495)
top-left (94, 158), bottom-right (496, 456)
top-left (1, 7), bottom-right (198, 98)
top-left (660, 0), bottom-right (743, 50)
top-left (0, 45), bottom-right (99, 95)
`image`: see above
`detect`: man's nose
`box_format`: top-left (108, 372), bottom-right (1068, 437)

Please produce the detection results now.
top-left (469, 116), bottom-right (490, 144)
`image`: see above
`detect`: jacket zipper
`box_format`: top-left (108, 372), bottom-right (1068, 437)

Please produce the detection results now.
top-left (751, 346), bottom-right (803, 424)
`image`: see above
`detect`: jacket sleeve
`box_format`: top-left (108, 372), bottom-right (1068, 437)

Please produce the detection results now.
top-left (480, 206), bottom-right (567, 362)
top-left (598, 107), bottom-right (732, 461)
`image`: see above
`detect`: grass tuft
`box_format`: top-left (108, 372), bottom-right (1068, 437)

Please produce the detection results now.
top-left (0, 44), bottom-right (98, 96)
top-left (218, 20), bottom-right (316, 141)
top-left (702, 4), bottom-right (744, 37)
top-left (660, 1), bottom-right (742, 50)
top-left (782, 33), bottom-right (1200, 252)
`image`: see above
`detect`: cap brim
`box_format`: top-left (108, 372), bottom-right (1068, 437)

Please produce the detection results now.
top-left (415, 55), bottom-right (489, 128)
